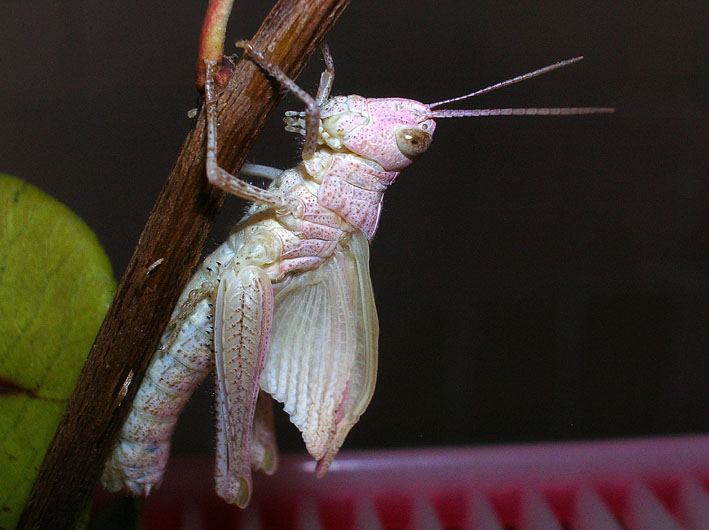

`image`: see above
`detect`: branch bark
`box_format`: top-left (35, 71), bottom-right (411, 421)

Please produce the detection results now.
top-left (18, 1), bottom-right (350, 528)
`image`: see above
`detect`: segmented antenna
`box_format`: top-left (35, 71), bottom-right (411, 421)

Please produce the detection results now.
top-left (429, 106), bottom-right (615, 118)
top-left (427, 57), bottom-right (614, 118)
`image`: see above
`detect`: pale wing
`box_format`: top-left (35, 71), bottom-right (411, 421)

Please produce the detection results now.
top-left (316, 230), bottom-right (378, 475)
top-left (261, 231), bottom-right (378, 471)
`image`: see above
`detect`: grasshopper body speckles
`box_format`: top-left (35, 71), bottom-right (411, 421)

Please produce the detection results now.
top-left (102, 40), bottom-right (612, 507)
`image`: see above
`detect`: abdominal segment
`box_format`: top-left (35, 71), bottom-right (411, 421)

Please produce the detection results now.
top-left (102, 296), bottom-right (215, 495)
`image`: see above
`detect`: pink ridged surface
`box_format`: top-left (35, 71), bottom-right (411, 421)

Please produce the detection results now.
top-left (96, 435), bottom-right (709, 529)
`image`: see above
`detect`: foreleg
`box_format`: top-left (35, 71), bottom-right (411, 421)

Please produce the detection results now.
top-left (236, 41), bottom-right (321, 160)
top-left (315, 43), bottom-right (335, 106)
top-left (203, 61), bottom-right (287, 207)
top-left (239, 163), bottom-right (282, 181)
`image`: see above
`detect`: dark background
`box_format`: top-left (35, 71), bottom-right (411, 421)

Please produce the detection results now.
top-left (2, 1), bottom-right (706, 457)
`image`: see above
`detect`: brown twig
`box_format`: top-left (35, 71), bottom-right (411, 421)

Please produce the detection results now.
top-left (17, 0), bottom-right (350, 528)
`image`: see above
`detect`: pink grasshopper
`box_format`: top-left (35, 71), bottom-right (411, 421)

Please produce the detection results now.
top-left (102, 40), bottom-right (613, 507)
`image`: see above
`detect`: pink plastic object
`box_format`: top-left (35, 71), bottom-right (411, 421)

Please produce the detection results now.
top-left (107, 435), bottom-right (709, 529)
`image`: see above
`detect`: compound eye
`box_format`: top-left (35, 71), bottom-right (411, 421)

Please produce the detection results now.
top-left (395, 127), bottom-right (432, 158)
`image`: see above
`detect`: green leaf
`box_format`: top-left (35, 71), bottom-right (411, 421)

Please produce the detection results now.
top-left (0, 173), bottom-right (116, 529)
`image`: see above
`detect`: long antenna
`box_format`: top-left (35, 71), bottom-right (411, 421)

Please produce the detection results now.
top-left (429, 56), bottom-right (584, 109)
top-left (429, 106), bottom-right (615, 118)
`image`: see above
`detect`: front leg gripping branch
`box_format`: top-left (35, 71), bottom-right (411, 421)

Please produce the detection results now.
top-left (235, 41), bottom-right (322, 160)
top-left (203, 61), bottom-right (289, 208)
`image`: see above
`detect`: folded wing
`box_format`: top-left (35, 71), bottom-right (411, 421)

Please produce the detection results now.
top-left (261, 231), bottom-right (378, 474)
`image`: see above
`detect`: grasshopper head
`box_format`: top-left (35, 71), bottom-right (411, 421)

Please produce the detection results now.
top-left (283, 56), bottom-right (613, 172)
top-left (319, 95), bottom-right (437, 171)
